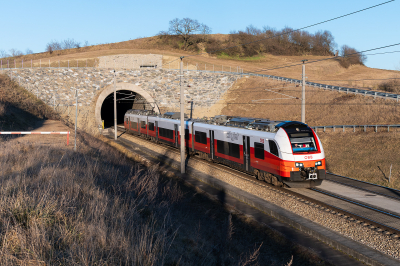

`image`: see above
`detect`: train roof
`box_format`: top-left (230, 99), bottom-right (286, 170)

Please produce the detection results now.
top-left (125, 110), bottom-right (310, 132)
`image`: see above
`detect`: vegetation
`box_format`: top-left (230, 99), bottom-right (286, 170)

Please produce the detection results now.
top-left (337, 45), bottom-right (366, 68)
top-left (158, 18), bottom-right (211, 51)
top-left (377, 79), bottom-right (400, 93)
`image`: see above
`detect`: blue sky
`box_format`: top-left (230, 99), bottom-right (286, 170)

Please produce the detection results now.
top-left (1, 0), bottom-right (399, 70)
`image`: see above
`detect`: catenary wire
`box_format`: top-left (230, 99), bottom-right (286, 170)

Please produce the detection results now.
top-left (163, 0), bottom-right (395, 65)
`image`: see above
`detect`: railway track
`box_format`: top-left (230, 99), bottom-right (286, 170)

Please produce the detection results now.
top-left (113, 126), bottom-right (400, 238)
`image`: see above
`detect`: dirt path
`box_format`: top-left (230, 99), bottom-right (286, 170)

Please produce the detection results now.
top-left (3, 120), bottom-right (74, 147)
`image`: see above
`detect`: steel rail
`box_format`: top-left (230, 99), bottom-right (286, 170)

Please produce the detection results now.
top-left (326, 172), bottom-right (400, 201)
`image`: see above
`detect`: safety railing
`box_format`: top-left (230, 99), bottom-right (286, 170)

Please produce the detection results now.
top-left (311, 124), bottom-right (400, 133)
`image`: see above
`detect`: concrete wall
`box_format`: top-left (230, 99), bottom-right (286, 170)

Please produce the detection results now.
top-left (97, 54), bottom-right (163, 69)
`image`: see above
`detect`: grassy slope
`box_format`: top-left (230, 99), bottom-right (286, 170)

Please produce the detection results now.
top-left (0, 74), bottom-right (59, 131)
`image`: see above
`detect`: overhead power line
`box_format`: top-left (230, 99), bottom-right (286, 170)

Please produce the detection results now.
top-left (163, 0), bottom-right (395, 66)
top-left (250, 42), bottom-right (400, 73)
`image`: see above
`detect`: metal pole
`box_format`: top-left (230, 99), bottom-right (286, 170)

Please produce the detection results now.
top-left (180, 57), bottom-right (185, 174)
top-left (190, 100), bottom-right (193, 119)
top-left (301, 60), bottom-right (307, 123)
top-left (114, 70), bottom-right (117, 140)
top-left (75, 89), bottom-right (78, 151)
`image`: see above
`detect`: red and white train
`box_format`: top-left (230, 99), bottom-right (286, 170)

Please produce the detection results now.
top-left (124, 110), bottom-right (326, 187)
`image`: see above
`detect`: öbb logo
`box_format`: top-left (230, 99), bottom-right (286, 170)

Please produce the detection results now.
top-left (304, 155), bottom-right (313, 160)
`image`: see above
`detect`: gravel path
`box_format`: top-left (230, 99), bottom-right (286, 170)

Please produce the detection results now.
top-left (119, 132), bottom-right (400, 260)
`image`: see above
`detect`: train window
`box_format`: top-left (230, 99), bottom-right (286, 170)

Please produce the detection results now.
top-left (195, 131), bottom-right (207, 144)
top-left (131, 122), bottom-right (138, 130)
top-left (268, 140), bottom-right (279, 157)
top-left (217, 140), bottom-right (229, 155)
top-left (229, 142), bottom-right (240, 159)
top-left (148, 122), bottom-right (155, 131)
top-left (141, 121), bottom-right (146, 129)
top-left (254, 142), bottom-right (264, 160)
top-left (216, 140), bottom-right (240, 159)
top-left (159, 127), bottom-right (173, 139)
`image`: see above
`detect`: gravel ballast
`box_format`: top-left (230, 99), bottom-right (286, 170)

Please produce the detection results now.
top-left (117, 132), bottom-right (400, 260)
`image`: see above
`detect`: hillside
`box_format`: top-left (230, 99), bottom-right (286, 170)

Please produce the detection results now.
top-left (2, 35), bottom-right (399, 92)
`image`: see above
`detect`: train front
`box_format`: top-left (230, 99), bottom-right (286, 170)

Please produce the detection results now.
top-left (275, 122), bottom-right (326, 187)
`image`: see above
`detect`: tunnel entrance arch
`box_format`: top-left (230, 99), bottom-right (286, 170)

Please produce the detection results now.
top-left (95, 83), bottom-right (159, 128)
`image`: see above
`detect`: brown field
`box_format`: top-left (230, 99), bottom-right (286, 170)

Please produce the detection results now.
top-left (319, 131), bottom-right (400, 189)
top-left (217, 76), bottom-right (400, 126)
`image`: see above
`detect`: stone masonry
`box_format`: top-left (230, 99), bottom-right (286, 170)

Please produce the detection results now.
top-left (3, 68), bottom-right (238, 108)
top-left (0, 67), bottom-right (240, 133)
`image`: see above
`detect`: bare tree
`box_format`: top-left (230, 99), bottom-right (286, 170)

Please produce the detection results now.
top-left (62, 38), bottom-right (77, 49)
top-left (46, 40), bottom-right (62, 54)
top-left (25, 48), bottom-right (33, 55)
top-left (245, 25), bottom-right (261, 36)
top-left (167, 18), bottom-right (211, 50)
top-left (339, 45), bottom-right (366, 67)
top-left (83, 40), bottom-right (90, 47)
top-left (0, 50), bottom-right (9, 58)
top-left (8, 48), bottom-right (23, 57)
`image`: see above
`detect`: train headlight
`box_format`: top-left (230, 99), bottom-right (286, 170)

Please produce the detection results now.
top-left (295, 162), bottom-right (304, 168)
top-left (315, 161), bottom-right (322, 166)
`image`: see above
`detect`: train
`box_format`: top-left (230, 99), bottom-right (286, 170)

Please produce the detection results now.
top-left (124, 110), bottom-right (326, 188)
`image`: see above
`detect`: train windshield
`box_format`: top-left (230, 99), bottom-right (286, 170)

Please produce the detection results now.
top-left (288, 132), bottom-right (317, 152)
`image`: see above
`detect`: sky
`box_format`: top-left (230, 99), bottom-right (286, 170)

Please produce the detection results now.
top-left (1, 0), bottom-right (399, 70)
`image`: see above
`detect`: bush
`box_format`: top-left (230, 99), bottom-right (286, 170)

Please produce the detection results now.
top-left (337, 45), bottom-right (366, 68)
top-left (377, 79), bottom-right (400, 93)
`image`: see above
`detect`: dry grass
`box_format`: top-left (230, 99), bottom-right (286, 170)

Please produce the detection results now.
top-left (218, 76), bottom-right (400, 126)
top-left (319, 131), bottom-right (400, 189)
top-left (0, 74), bottom-right (59, 131)
top-left (0, 132), bottom-right (328, 265)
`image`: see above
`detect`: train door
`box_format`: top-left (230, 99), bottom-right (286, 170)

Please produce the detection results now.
top-left (243, 136), bottom-right (250, 171)
top-left (210, 130), bottom-right (215, 160)
top-left (174, 124), bottom-right (179, 147)
top-left (155, 121), bottom-right (158, 141)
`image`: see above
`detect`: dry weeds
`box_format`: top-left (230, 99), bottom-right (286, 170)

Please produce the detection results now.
top-left (318, 131), bottom-right (400, 189)
top-left (0, 132), bottom-right (328, 265)
top-left (218, 76), bottom-right (400, 126)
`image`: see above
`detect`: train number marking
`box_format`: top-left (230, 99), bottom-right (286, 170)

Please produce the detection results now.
top-left (260, 138), bottom-right (264, 143)
top-left (304, 155), bottom-right (313, 160)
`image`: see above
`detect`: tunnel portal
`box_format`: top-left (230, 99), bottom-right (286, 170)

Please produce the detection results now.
top-left (94, 83), bottom-right (160, 130)
top-left (100, 90), bottom-right (151, 128)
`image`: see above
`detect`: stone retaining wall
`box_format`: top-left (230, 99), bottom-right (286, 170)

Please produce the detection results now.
top-left (1, 68), bottom-right (239, 132)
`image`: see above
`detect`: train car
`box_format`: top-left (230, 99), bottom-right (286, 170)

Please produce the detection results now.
top-left (124, 111), bottom-right (325, 187)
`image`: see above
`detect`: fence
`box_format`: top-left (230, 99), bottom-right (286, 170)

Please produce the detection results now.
top-left (2, 58), bottom-right (399, 102)
top-left (312, 124), bottom-right (400, 133)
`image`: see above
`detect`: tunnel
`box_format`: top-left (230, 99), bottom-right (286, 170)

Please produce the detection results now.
top-left (101, 90), bottom-right (135, 128)
top-left (95, 83), bottom-right (160, 130)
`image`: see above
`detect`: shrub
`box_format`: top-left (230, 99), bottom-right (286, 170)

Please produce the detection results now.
top-left (337, 45), bottom-right (366, 68)
top-left (377, 79), bottom-right (400, 93)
